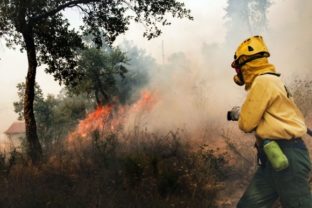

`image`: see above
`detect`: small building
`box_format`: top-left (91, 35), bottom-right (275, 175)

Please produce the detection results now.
top-left (4, 121), bottom-right (25, 150)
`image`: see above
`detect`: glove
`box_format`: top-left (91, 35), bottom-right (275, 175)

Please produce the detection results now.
top-left (227, 106), bottom-right (240, 121)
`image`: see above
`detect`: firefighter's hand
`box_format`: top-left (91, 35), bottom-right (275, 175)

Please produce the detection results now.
top-left (227, 106), bottom-right (240, 121)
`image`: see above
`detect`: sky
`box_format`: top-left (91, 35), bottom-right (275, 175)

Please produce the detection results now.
top-left (0, 0), bottom-right (312, 140)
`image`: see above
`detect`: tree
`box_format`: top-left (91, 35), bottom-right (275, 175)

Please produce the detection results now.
top-left (118, 41), bottom-right (156, 104)
top-left (69, 42), bottom-right (156, 106)
top-left (0, 0), bottom-right (192, 163)
top-left (14, 84), bottom-right (91, 151)
top-left (14, 82), bottom-right (55, 151)
top-left (13, 82), bottom-right (45, 121)
top-left (37, 93), bottom-right (90, 150)
top-left (69, 47), bottom-right (128, 106)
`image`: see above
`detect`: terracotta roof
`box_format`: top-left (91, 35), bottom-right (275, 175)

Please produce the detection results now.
top-left (4, 122), bottom-right (25, 135)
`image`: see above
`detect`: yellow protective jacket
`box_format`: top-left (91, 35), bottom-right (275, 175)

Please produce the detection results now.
top-left (238, 58), bottom-right (307, 140)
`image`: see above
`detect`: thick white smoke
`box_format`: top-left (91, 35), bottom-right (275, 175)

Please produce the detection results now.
top-left (124, 0), bottom-right (312, 136)
top-left (266, 0), bottom-right (312, 79)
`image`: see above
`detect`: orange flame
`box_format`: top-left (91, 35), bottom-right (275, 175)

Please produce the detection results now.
top-left (67, 90), bottom-right (158, 143)
top-left (130, 90), bottom-right (156, 113)
top-left (67, 105), bottom-right (113, 143)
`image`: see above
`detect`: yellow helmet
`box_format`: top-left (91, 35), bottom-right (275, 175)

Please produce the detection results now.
top-left (232, 35), bottom-right (270, 68)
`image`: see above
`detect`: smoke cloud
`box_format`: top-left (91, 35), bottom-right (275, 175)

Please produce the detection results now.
top-left (265, 0), bottom-right (312, 79)
top-left (120, 0), bottom-right (312, 137)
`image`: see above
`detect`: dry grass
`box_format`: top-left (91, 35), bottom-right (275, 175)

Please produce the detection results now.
top-left (1, 78), bottom-right (311, 208)
top-left (0, 129), bottom-right (230, 208)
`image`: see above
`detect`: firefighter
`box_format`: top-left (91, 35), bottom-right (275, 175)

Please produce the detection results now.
top-left (228, 36), bottom-right (312, 207)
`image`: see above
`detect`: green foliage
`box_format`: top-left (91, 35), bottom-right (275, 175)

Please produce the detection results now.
top-left (35, 14), bottom-right (84, 85)
top-left (13, 82), bottom-right (45, 120)
top-left (68, 42), bottom-right (156, 105)
top-left (38, 93), bottom-right (90, 146)
top-left (0, 1), bottom-right (84, 84)
top-left (68, 46), bottom-right (129, 105)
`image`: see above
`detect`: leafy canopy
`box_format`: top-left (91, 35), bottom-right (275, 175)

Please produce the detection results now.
top-left (69, 46), bottom-right (129, 105)
top-left (0, 0), bottom-right (192, 85)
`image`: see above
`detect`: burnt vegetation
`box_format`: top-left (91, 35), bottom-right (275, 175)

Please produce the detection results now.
top-left (0, 130), bottom-right (228, 208)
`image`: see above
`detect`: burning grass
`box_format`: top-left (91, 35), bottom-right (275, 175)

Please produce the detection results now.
top-left (0, 90), bottom-right (266, 208)
top-left (67, 90), bottom-right (157, 144)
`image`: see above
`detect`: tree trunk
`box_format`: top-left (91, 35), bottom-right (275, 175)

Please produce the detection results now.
top-left (22, 28), bottom-right (42, 164)
top-left (94, 76), bottom-right (110, 106)
top-left (95, 89), bottom-right (102, 106)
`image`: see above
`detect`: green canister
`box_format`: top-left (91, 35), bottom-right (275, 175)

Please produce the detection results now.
top-left (263, 140), bottom-right (289, 171)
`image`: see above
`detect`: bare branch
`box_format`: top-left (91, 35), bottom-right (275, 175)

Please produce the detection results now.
top-left (120, 0), bottom-right (148, 30)
top-left (76, 4), bottom-right (89, 14)
top-left (30, 0), bottom-right (98, 23)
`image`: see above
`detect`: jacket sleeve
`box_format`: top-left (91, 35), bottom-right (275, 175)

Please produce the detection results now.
top-left (238, 77), bottom-right (273, 133)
